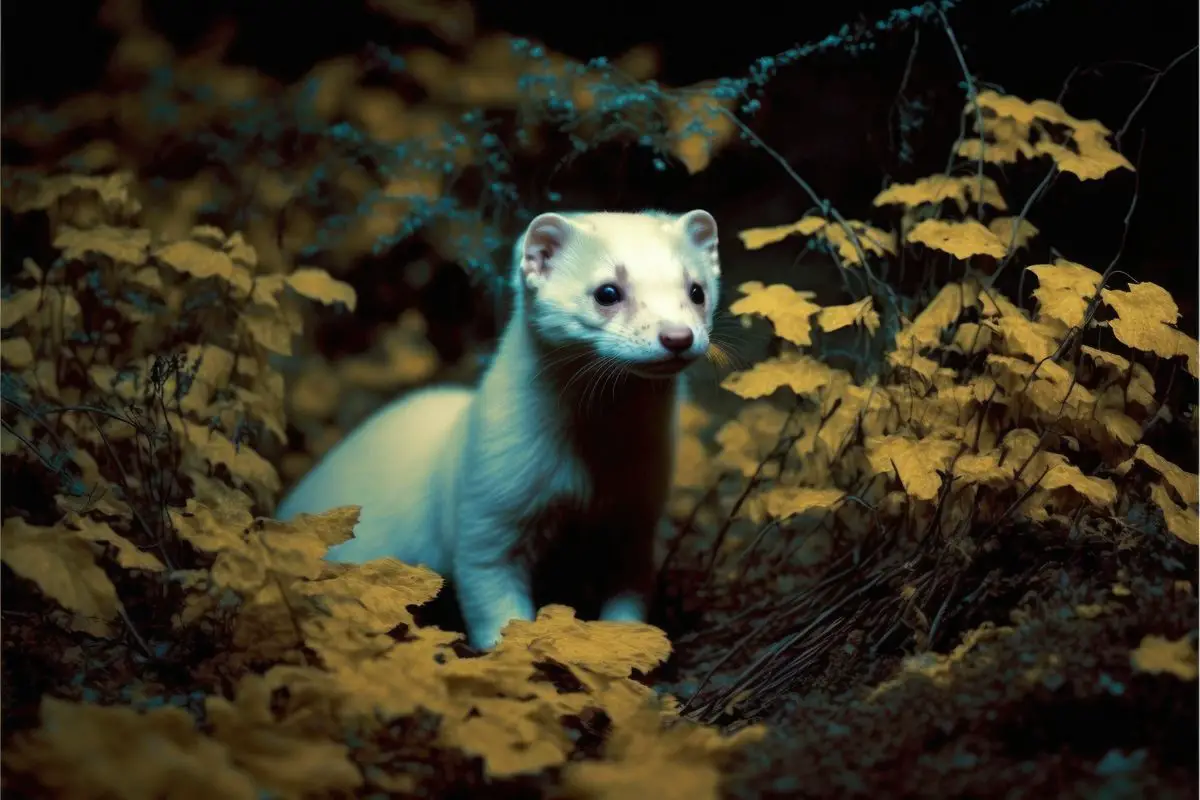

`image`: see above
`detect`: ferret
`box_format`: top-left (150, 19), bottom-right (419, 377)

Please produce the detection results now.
top-left (275, 209), bottom-right (721, 649)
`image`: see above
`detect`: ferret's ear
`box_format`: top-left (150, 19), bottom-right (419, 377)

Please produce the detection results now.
top-left (678, 209), bottom-right (718, 251)
top-left (521, 213), bottom-right (573, 286)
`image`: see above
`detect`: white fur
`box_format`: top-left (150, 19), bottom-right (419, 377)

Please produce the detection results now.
top-left (275, 209), bottom-right (721, 649)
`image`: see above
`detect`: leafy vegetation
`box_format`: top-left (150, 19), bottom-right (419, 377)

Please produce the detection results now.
top-left (2, 1), bottom-right (1197, 797)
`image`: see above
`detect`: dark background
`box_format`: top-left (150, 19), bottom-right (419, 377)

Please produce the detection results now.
top-left (4, 0), bottom-right (1197, 331)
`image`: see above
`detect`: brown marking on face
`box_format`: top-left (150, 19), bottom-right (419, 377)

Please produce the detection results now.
top-left (614, 264), bottom-right (640, 323)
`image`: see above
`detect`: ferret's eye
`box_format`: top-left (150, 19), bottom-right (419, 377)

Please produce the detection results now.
top-left (688, 282), bottom-right (706, 305)
top-left (593, 283), bottom-right (623, 306)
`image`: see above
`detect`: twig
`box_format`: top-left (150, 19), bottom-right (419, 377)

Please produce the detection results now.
top-left (1114, 45), bottom-right (1198, 149)
top-left (935, 5), bottom-right (986, 219)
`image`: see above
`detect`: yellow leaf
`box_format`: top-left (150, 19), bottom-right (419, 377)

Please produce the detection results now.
top-left (889, 282), bottom-right (976, 374)
top-left (206, 675), bottom-right (363, 798)
top-left (821, 219), bottom-right (897, 265)
top-left (155, 239), bottom-right (253, 295)
top-left (2, 288), bottom-right (43, 328)
top-left (1148, 483), bottom-right (1199, 546)
top-left (53, 224), bottom-right (150, 264)
top-left (817, 297), bottom-right (880, 335)
top-left (865, 435), bottom-right (960, 501)
top-left (68, 514), bottom-right (165, 572)
top-left (1096, 407), bottom-right (1141, 446)
top-left (907, 219), bottom-right (1006, 259)
top-left (1123, 444), bottom-right (1199, 505)
top-left (728, 281), bottom-right (820, 346)
top-left (1, 336), bottom-right (35, 369)
top-left (5, 172), bottom-right (142, 216)
top-left (0, 517), bottom-right (120, 628)
top-left (562, 709), bottom-right (765, 800)
top-left (286, 267), bottom-right (358, 311)
top-left (873, 174), bottom-right (1008, 213)
top-left (1130, 634), bottom-right (1197, 680)
top-left (956, 137), bottom-right (1033, 165)
top-left (1034, 135), bottom-right (1134, 181)
top-left (737, 217), bottom-right (825, 250)
top-left (174, 419), bottom-right (281, 497)
top-left (1027, 260), bottom-right (1101, 329)
top-left (3, 698), bottom-right (257, 800)
top-left (1102, 282), bottom-right (1197, 376)
top-left (1080, 345), bottom-right (1129, 373)
top-left (757, 486), bottom-right (846, 520)
top-left (738, 217), bottom-right (894, 265)
top-left (242, 305), bottom-right (295, 355)
top-left (721, 353), bottom-right (834, 400)
top-left (494, 604), bottom-right (671, 677)
top-left (988, 216), bottom-right (1039, 252)
top-left (1039, 462), bottom-right (1117, 508)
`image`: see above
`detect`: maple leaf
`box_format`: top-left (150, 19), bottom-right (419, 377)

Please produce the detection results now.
top-left (728, 281), bottom-right (820, 345)
top-left (865, 435), bottom-right (960, 501)
top-left (67, 513), bottom-right (165, 572)
top-left (714, 402), bottom-right (796, 478)
top-left (1080, 345), bottom-right (1130, 373)
top-left (956, 137), bottom-right (1033, 165)
top-left (1, 336), bottom-right (35, 369)
top-left (1, 288), bottom-right (44, 328)
top-left (820, 219), bottom-right (897, 265)
top-left (3, 697), bottom-right (257, 799)
top-left (155, 239), bottom-right (254, 296)
top-left (0, 517), bottom-right (120, 633)
top-left (1039, 462), bottom-right (1117, 508)
top-left (4, 172), bottom-right (142, 216)
top-left (906, 219), bottom-right (1007, 259)
top-left (873, 174), bottom-right (1007, 213)
top-left (562, 708), bottom-right (765, 800)
top-left (737, 216), bottom-right (825, 250)
top-left (1130, 634), bottom-right (1198, 680)
top-left (493, 605), bottom-right (671, 678)
top-left (173, 418), bottom-right (281, 498)
top-left (286, 267), bottom-right (358, 312)
top-left (755, 486), bottom-right (846, 520)
top-left (1101, 282), bottom-right (1198, 377)
top-left (721, 353), bottom-right (834, 400)
top-left (1034, 127), bottom-right (1134, 181)
top-left (738, 218), bottom-right (894, 265)
top-left (988, 216), bottom-right (1039, 253)
top-left (207, 675), bottom-right (363, 798)
top-left (1117, 444), bottom-right (1199, 506)
top-left (53, 224), bottom-right (151, 265)
top-left (817, 296), bottom-right (880, 335)
top-left (1147, 483), bottom-right (1199, 546)
top-left (888, 282), bottom-right (977, 379)
top-left (1027, 260), bottom-right (1102, 329)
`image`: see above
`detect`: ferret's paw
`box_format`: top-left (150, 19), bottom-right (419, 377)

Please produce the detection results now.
top-left (598, 592), bottom-right (648, 624)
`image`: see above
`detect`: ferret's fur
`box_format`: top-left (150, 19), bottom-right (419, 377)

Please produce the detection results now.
top-left (276, 209), bottom-right (721, 649)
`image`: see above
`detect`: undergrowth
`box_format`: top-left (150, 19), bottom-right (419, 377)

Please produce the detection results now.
top-left (1, 1), bottom-right (1197, 798)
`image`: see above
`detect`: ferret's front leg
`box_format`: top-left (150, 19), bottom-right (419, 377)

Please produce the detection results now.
top-left (598, 515), bottom-right (657, 625)
top-left (453, 521), bottom-right (534, 650)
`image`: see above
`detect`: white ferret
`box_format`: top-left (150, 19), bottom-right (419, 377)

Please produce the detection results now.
top-left (276, 209), bottom-right (721, 649)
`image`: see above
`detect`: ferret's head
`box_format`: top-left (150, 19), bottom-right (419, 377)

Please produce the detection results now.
top-left (517, 210), bottom-right (721, 379)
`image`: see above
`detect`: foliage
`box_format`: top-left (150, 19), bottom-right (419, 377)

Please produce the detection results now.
top-left (2, 0), bottom-right (1197, 798)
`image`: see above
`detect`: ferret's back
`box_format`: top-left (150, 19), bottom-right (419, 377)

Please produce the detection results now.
top-left (275, 386), bottom-right (473, 569)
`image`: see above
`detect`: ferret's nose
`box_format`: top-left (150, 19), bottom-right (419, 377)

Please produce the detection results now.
top-left (658, 325), bottom-right (694, 354)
